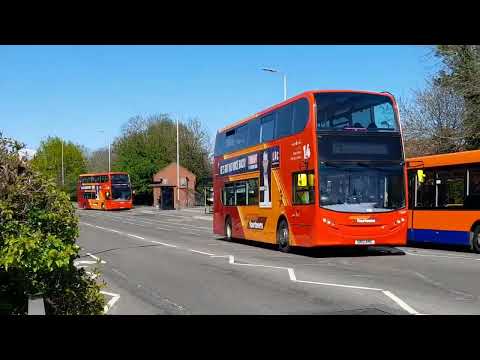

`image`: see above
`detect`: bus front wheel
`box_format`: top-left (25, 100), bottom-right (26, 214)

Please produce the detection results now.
top-left (277, 219), bottom-right (291, 253)
top-left (472, 226), bottom-right (480, 254)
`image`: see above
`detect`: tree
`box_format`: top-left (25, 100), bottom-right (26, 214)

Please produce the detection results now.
top-left (86, 147), bottom-right (117, 173)
top-left (399, 80), bottom-right (466, 157)
top-left (0, 133), bottom-right (105, 314)
top-left (434, 45), bottom-right (480, 149)
top-left (113, 114), bottom-right (212, 203)
top-left (31, 137), bottom-right (87, 200)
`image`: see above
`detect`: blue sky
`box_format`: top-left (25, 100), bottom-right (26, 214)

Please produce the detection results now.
top-left (0, 45), bottom-right (440, 151)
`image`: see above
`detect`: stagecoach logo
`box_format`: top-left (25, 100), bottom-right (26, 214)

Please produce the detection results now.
top-left (349, 215), bottom-right (376, 224)
top-left (248, 217), bottom-right (267, 230)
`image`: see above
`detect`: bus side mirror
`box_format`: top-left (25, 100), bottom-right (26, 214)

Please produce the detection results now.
top-left (132, 190), bottom-right (136, 196)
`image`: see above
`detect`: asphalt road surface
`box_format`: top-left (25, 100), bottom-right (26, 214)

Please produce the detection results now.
top-left (76, 206), bottom-right (480, 315)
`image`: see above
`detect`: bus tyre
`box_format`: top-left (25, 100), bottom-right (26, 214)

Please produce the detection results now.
top-left (277, 219), bottom-right (291, 253)
top-left (225, 218), bottom-right (233, 241)
top-left (472, 226), bottom-right (480, 254)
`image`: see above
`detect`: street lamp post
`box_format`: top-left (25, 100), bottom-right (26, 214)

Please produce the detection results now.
top-left (261, 67), bottom-right (287, 101)
top-left (61, 139), bottom-right (64, 186)
top-left (98, 130), bottom-right (111, 173)
top-left (176, 118), bottom-right (180, 210)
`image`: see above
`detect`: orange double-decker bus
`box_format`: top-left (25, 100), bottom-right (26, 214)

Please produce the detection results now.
top-left (406, 150), bottom-right (480, 253)
top-left (213, 90), bottom-right (408, 252)
top-left (77, 172), bottom-right (133, 210)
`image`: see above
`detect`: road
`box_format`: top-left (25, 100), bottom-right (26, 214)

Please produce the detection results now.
top-left (76, 206), bottom-right (480, 315)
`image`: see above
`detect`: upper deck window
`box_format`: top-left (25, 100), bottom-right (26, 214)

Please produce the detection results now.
top-left (316, 93), bottom-right (399, 132)
top-left (214, 97), bottom-right (310, 156)
top-left (111, 174), bottom-right (130, 184)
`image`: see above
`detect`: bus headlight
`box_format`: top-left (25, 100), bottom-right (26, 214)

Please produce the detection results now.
top-left (322, 217), bottom-right (335, 227)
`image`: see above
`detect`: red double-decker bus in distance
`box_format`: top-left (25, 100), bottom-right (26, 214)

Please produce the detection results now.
top-left (213, 90), bottom-right (408, 252)
top-left (77, 172), bottom-right (134, 210)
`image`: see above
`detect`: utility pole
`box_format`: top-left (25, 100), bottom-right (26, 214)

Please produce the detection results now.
top-left (176, 118), bottom-right (180, 210)
top-left (61, 139), bottom-right (64, 186)
top-left (98, 130), bottom-right (110, 172)
top-left (108, 138), bottom-right (111, 173)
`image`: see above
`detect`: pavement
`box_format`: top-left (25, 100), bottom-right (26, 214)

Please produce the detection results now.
top-left (76, 205), bottom-right (480, 315)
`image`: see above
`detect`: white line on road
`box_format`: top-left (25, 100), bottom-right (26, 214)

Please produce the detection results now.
top-left (100, 291), bottom-right (121, 314)
top-left (288, 268), bottom-right (297, 281)
top-left (74, 260), bottom-right (97, 266)
top-left (127, 234), bottom-right (145, 240)
top-left (81, 222), bottom-right (96, 227)
top-left (111, 267), bottom-right (128, 279)
top-left (382, 290), bottom-right (420, 315)
top-left (87, 252), bottom-right (107, 264)
top-left (295, 279), bottom-right (384, 291)
top-left (404, 250), bottom-right (480, 261)
top-left (80, 221), bottom-right (422, 315)
top-left (189, 249), bottom-right (215, 256)
top-left (150, 240), bottom-right (177, 248)
top-left (193, 215), bottom-right (213, 221)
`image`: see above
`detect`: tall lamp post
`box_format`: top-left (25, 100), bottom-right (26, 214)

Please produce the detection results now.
top-left (261, 67), bottom-right (287, 101)
top-left (176, 118), bottom-right (180, 210)
top-left (98, 130), bottom-right (111, 173)
top-left (61, 139), bottom-right (64, 186)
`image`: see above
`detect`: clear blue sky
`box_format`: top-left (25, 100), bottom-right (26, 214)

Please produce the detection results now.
top-left (0, 45), bottom-right (439, 151)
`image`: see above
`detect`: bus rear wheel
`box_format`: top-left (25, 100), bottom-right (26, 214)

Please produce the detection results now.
top-left (472, 226), bottom-right (480, 254)
top-left (224, 217), bottom-right (233, 241)
top-left (277, 219), bottom-right (291, 253)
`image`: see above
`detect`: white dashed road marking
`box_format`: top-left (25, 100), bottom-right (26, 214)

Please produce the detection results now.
top-left (80, 221), bottom-right (422, 315)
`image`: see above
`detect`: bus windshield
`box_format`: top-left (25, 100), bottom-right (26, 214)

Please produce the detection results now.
top-left (111, 183), bottom-right (132, 200)
top-left (319, 162), bottom-right (405, 213)
top-left (315, 92), bottom-right (399, 131)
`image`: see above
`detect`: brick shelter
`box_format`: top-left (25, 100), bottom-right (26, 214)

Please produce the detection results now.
top-left (151, 163), bottom-right (196, 209)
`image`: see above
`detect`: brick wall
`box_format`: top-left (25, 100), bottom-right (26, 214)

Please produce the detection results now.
top-left (152, 163), bottom-right (196, 208)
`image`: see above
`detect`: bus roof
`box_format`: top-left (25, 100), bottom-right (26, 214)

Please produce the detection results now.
top-left (218, 89), bottom-right (396, 134)
top-left (407, 150), bottom-right (480, 169)
top-left (79, 172), bottom-right (128, 177)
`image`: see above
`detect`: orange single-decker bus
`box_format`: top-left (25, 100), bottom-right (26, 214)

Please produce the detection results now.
top-left (77, 172), bottom-right (133, 210)
top-left (213, 90), bottom-right (408, 252)
top-left (406, 150), bottom-right (480, 253)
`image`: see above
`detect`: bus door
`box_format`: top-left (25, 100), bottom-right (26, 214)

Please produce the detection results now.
top-left (410, 169), bottom-right (438, 243)
top-left (286, 170), bottom-right (316, 243)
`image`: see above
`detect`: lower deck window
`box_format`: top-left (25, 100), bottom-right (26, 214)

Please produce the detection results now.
top-left (83, 192), bottom-right (96, 200)
top-left (222, 178), bottom-right (259, 206)
top-left (293, 171), bottom-right (315, 204)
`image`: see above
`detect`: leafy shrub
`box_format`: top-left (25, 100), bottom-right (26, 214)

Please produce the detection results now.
top-left (0, 133), bottom-right (106, 314)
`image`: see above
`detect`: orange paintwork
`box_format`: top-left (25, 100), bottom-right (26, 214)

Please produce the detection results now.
top-left (406, 150), bottom-right (480, 233)
top-left (407, 149), bottom-right (480, 169)
top-left (77, 172), bottom-right (133, 211)
top-left (213, 90), bottom-right (408, 248)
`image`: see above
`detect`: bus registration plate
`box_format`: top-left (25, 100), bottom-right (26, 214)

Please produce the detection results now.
top-left (355, 240), bottom-right (375, 245)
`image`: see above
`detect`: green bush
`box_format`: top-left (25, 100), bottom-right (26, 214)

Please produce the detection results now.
top-left (0, 133), bottom-right (106, 314)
